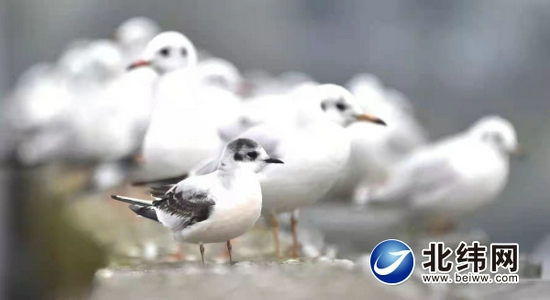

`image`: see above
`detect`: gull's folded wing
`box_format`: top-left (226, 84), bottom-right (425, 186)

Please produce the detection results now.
top-left (154, 183), bottom-right (216, 229)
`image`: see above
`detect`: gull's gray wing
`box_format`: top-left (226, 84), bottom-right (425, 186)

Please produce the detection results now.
top-left (370, 154), bottom-right (459, 206)
top-left (153, 183), bottom-right (216, 228)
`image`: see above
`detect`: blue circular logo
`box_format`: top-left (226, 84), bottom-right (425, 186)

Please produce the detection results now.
top-left (370, 239), bottom-right (415, 285)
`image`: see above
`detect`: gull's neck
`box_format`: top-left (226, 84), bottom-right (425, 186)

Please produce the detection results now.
top-left (216, 162), bottom-right (255, 189)
top-left (294, 98), bottom-right (332, 129)
top-left (150, 66), bottom-right (199, 111)
top-left (295, 111), bottom-right (333, 129)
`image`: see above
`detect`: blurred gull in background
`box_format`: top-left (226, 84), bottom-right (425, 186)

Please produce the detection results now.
top-left (11, 39), bottom-right (127, 165)
top-left (362, 116), bottom-right (520, 234)
top-left (131, 31), bottom-right (243, 183)
top-left (114, 17), bottom-right (162, 67)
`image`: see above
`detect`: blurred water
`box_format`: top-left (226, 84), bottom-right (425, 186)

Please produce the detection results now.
top-left (1, 0), bottom-right (550, 251)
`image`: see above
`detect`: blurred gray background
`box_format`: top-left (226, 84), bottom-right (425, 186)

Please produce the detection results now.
top-left (0, 0), bottom-right (549, 251)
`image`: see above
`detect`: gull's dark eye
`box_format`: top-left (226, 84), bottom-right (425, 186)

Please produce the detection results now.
top-left (240, 117), bottom-right (251, 126)
top-left (159, 47), bottom-right (170, 57)
top-left (247, 151), bottom-right (258, 159)
top-left (181, 48), bottom-right (188, 57)
top-left (336, 103), bottom-right (346, 111)
top-left (210, 75), bottom-right (228, 87)
top-left (482, 132), bottom-right (504, 145)
top-left (493, 134), bottom-right (504, 144)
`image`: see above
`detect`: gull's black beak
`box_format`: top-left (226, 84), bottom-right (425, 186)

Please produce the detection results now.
top-left (264, 158), bottom-right (284, 164)
top-left (127, 60), bottom-right (151, 71)
top-left (355, 113), bottom-right (387, 126)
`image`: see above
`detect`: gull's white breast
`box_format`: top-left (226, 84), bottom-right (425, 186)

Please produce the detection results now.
top-left (179, 173), bottom-right (262, 244)
top-left (138, 75), bottom-right (223, 179)
top-left (258, 122), bottom-right (351, 214)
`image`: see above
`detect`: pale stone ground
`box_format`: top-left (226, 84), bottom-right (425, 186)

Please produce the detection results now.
top-left (40, 166), bottom-right (550, 299)
top-left (90, 261), bottom-right (550, 300)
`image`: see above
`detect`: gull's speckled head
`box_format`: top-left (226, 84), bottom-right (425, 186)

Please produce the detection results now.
top-left (220, 138), bottom-right (283, 173)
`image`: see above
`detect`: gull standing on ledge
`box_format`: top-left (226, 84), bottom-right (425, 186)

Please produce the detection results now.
top-left (363, 116), bottom-right (521, 233)
top-left (110, 138), bottom-right (283, 265)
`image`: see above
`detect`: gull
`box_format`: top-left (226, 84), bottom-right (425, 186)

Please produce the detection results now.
top-left (110, 138), bottom-right (284, 265)
top-left (114, 17), bottom-right (161, 66)
top-left (67, 38), bottom-right (157, 163)
top-left (363, 116), bottom-right (521, 233)
top-left (4, 62), bottom-right (59, 133)
top-left (246, 84), bottom-right (385, 258)
top-left (327, 73), bottom-right (428, 202)
top-left (140, 84), bottom-right (387, 257)
top-left (6, 40), bottom-right (92, 135)
top-left (11, 40), bottom-right (124, 165)
top-left (129, 31), bottom-right (243, 182)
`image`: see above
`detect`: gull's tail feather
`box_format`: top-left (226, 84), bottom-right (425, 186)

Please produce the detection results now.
top-left (131, 173), bottom-right (188, 187)
top-left (110, 195), bottom-right (153, 206)
top-left (129, 205), bottom-right (159, 222)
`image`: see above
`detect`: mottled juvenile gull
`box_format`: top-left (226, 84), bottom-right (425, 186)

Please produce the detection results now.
top-left (111, 138), bottom-right (283, 265)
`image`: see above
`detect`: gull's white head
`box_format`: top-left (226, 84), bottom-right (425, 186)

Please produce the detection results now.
top-left (468, 116), bottom-right (520, 155)
top-left (57, 40), bottom-right (92, 78)
top-left (293, 84), bottom-right (386, 127)
top-left (218, 138), bottom-right (283, 174)
top-left (128, 31), bottom-right (198, 74)
top-left (346, 73), bottom-right (383, 96)
top-left (85, 40), bottom-right (124, 81)
top-left (115, 17), bottom-right (161, 51)
top-left (196, 58), bottom-right (242, 92)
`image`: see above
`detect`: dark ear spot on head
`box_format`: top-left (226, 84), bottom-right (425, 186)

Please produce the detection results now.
top-left (320, 102), bottom-right (327, 111)
top-left (233, 153), bottom-right (243, 161)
